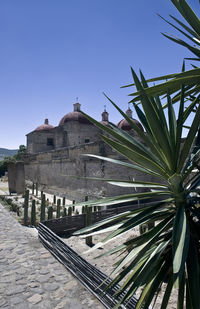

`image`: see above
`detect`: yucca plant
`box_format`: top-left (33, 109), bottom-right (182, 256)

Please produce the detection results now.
top-left (74, 70), bottom-right (200, 308)
top-left (72, 1), bottom-right (200, 307)
top-left (124, 0), bottom-right (200, 105)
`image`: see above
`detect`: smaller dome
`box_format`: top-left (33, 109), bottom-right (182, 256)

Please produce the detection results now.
top-left (35, 119), bottom-right (54, 131)
top-left (117, 108), bottom-right (143, 132)
top-left (59, 102), bottom-right (92, 126)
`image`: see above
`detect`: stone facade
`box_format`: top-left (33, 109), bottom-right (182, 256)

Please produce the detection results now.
top-left (8, 161), bottom-right (25, 194)
top-left (24, 102), bottom-right (154, 200)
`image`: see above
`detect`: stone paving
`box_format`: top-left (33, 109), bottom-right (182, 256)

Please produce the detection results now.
top-left (0, 202), bottom-right (103, 309)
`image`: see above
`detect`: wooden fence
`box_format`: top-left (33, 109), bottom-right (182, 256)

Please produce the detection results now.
top-left (42, 203), bottom-right (142, 236)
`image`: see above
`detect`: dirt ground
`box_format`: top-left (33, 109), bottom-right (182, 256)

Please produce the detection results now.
top-left (66, 229), bottom-right (178, 309)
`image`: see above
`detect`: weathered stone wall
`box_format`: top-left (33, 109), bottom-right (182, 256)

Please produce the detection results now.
top-left (27, 120), bottom-right (101, 154)
top-left (62, 121), bottom-right (101, 147)
top-left (8, 161), bottom-right (25, 194)
top-left (27, 130), bottom-right (55, 154)
top-left (23, 142), bottom-right (158, 201)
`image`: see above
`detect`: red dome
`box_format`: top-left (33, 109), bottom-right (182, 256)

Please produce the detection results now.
top-left (117, 118), bottom-right (143, 132)
top-left (34, 119), bottom-right (54, 131)
top-left (59, 111), bottom-right (92, 126)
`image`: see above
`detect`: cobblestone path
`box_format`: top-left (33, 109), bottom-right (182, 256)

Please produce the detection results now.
top-left (0, 203), bottom-right (103, 309)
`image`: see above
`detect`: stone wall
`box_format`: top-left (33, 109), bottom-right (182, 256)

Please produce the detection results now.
top-left (23, 142), bottom-right (158, 201)
top-left (62, 121), bottom-right (101, 147)
top-left (27, 120), bottom-right (101, 154)
top-left (8, 161), bottom-right (25, 194)
top-left (27, 130), bottom-right (55, 154)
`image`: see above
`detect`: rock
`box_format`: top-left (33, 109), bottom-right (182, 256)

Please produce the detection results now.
top-left (6, 285), bottom-right (26, 296)
top-left (43, 283), bottom-right (59, 291)
top-left (27, 293), bottom-right (42, 304)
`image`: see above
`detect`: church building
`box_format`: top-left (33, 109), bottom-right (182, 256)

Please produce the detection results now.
top-left (24, 101), bottom-right (151, 201)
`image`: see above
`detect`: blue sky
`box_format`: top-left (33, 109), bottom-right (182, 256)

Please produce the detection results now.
top-left (0, 0), bottom-right (198, 149)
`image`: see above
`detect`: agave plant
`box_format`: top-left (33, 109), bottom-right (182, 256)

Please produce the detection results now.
top-left (74, 69), bottom-right (200, 308)
top-left (123, 0), bottom-right (200, 105)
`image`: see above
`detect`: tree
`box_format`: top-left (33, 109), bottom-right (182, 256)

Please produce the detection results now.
top-left (13, 145), bottom-right (26, 160)
top-left (74, 1), bottom-right (200, 308)
top-left (0, 145), bottom-right (26, 177)
top-left (0, 156), bottom-right (16, 177)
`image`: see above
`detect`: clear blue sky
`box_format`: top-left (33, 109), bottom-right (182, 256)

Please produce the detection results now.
top-left (0, 0), bottom-right (198, 149)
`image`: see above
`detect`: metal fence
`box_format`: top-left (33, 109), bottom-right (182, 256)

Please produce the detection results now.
top-left (38, 222), bottom-right (138, 309)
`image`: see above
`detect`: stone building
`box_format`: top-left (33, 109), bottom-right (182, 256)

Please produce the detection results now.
top-left (24, 101), bottom-right (153, 200)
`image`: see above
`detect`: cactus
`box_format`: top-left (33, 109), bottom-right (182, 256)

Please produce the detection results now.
top-left (139, 224), bottom-right (147, 235)
top-left (31, 199), bottom-right (36, 226)
top-left (56, 199), bottom-right (61, 218)
top-left (94, 206), bottom-right (97, 212)
top-left (62, 197), bottom-right (65, 206)
top-left (36, 183), bottom-right (38, 196)
top-left (68, 206), bottom-right (72, 216)
top-left (72, 200), bottom-right (75, 212)
top-left (41, 190), bottom-right (43, 199)
top-left (40, 193), bottom-right (46, 222)
top-left (32, 182), bottom-right (35, 195)
top-left (24, 189), bottom-right (29, 226)
top-left (48, 206), bottom-right (53, 220)
top-left (53, 195), bottom-right (56, 204)
top-left (139, 221), bottom-right (155, 235)
top-left (85, 205), bottom-right (92, 246)
top-left (148, 220), bottom-right (155, 230)
top-left (62, 207), bottom-right (67, 217)
top-left (82, 205), bottom-right (85, 214)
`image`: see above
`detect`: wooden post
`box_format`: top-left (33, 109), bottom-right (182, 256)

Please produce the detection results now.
top-left (36, 183), bottom-right (38, 196)
top-left (62, 197), bottom-right (65, 206)
top-left (32, 182), bottom-right (34, 195)
top-left (53, 195), bottom-right (56, 204)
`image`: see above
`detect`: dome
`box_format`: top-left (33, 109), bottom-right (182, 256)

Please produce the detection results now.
top-left (35, 119), bottom-right (54, 131)
top-left (117, 108), bottom-right (143, 132)
top-left (59, 102), bottom-right (92, 126)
